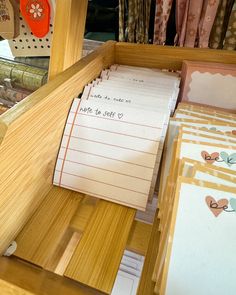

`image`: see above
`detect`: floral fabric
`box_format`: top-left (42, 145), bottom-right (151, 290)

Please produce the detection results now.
top-left (153, 0), bottom-right (174, 45)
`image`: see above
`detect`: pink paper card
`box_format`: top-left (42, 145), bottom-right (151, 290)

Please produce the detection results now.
top-left (179, 61), bottom-right (236, 111)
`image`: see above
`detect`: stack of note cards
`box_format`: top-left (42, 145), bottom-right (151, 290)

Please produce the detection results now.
top-left (153, 102), bottom-right (236, 295)
top-left (112, 250), bottom-right (144, 295)
top-left (53, 65), bottom-right (180, 211)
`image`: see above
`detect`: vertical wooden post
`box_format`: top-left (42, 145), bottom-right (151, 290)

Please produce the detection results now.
top-left (49, 0), bottom-right (88, 80)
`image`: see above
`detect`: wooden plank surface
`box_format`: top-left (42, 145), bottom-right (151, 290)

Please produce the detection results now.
top-left (70, 199), bottom-right (150, 256)
top-left (14, 187), bottom-right (82, 268)
top-left (115, 43), bottom-right (236, 70)
top-left (49, 0), bottom-right (89, 80)
top-left (0, 279), bottom-right (33, 295)
top-left (65, 200), bottom-right (136, 294)
top-left (0, 257), bottom-right (102, 295)
top-left (137, 211), bottom-right (161, 295)
top-left (0, 42), bottom-right (115, 255)
top-left (126, 220), bottom-right (152, 256)
top-left (69, 196), bottom-right (98, 232)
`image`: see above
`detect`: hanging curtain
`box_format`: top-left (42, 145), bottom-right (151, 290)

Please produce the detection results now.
top-left (198, 0), bottom-right (220, 48)
top-left (119, 0), bottom-right (151, 43)
top-left (175, 0), bottom-right (188, 45)
top-left (209, 0), bottom-right (228, 49)
top-left (119, 0), bottom-right (125, 41)
top-left (223, 1), bottom-right (236, 50)
top-left (183, 0), bottom-right (203, 47)
top-left (176, 0), bottom-right (220, 47)
top-left (153, 0), bottom-right (174, 45)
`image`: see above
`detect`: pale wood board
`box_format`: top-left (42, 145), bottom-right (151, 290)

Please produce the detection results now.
top-left (0, 257), bottom-right (101, 295)
top-left (14, 187), bottom-right (82, 268)
top-left (0, 42), bottom-right (115, 255)
top-left (69, 196), bottom-right (98, 233)
top-left (115, 43), bottom-right (236, 70)
top-left (137, 211), bottom-right (161, 295)
top-left (126, 220), bottom-right (152, 256)
top-left (49, 0), bottom-right (89, 80)
top-left (70, 197), bottom-right (151, 256)
top-left (65, 200), bottom-right (136, 294)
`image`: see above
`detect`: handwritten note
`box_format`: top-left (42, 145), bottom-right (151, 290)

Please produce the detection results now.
top-left (53, 65), bottom-right (180, 209)
top-left (54, 99), bottom-right (167, 210)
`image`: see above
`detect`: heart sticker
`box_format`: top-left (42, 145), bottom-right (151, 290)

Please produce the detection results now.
top-left (205, 196), bottom-right (228, 217)
top-left (220, 152), bottom-right (236, 167)
top-left (201, 151), bottom-right (219, 164)
top-left (230, 198), bottom-right (236, 212)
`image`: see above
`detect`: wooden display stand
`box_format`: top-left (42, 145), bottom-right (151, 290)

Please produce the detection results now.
top-left (0, 1), bottom-right (236, 294)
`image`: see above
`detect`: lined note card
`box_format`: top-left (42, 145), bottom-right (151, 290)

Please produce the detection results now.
top-left (53, 64), bottom-right (180, 210)
top-left (54, 99), bottom-right (166, 210)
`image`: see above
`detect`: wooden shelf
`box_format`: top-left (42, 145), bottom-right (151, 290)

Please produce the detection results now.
top-left (0, 0), bottom-right (236, 294)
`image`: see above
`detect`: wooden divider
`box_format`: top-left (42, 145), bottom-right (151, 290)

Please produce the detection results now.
top-left (65, 201), bottom-right (136, 294)
top-left (1, 38), bottom-right (236, 295)
top-left (49, 0), bottom-right (89, 80)
top-left (0, 41), bottom-right (115, 255)
top-left (14, 187), bottom-right (82, 268)
top-left (0, 257), bottom-right (101, 295)
top-left (115, 43), bottom-right (236, 70)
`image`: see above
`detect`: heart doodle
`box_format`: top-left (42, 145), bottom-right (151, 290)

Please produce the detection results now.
top-left (230, 198), bottom-right (236, 212)
top-left (205, 196), bottom-right (228, 217)
top-left (201, 151), bottom-right (219, 164)
top-left (220, 152), bottom-right (236, 167)
top-left (118, 113), bottom-right (123, 119)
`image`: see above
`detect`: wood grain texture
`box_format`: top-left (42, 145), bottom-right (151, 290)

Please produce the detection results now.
top-left (69, 196), bottom-right (98, 232)
top-left (115, 43), bottom-right (236, 70)
top-left (14, 187), bottom-right (82, 267)
top-left (137, 211), bottom-right (161, 295)
top-left (45, 228), bottom-right (75, 273)
top-left (49, 0), bottom-right (89, 80)
top-left (0, 279), bottom-right (33, 295)
top-left (0, 257), bottom-right (102, 295)
top-left (0, 42), bottom-right (115, 255)
top-left (65, 200), bottom-right (136, 294)
top-left (126, 220), bottom-right (152, 256)
top-left (70, 198), bottom-right (150, 256)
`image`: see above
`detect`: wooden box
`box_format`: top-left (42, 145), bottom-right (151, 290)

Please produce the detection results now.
top-left (0, 42), bottom-right (236, 295)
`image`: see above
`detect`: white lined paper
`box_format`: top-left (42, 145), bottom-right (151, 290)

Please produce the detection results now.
top-left (53, 65), bottom-right (179, 210)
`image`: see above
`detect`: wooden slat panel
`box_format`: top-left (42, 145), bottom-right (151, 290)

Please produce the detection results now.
top-left (137, 211), bottom-right (161, 295)
top-left (0, 279), bottom-right (33, 295)
top-left (45, 228), bottom-right (75, 273)
top-left (70, 198), bottom-right (150, 256)
top-left (65, 200), bottom-right (136, 294)
top-left (115, 43), bottom-right (236, 70)
top-left (0, 42), bottom-right (115, 255)
top-left (69, 196), bottom-right (98, 232)
top-left (126, 220), bottom-right (152, 256)
top-left (49, 0), bottom-right (88, 80)
top-left (0, 257), bottom-right (102, 295)
top-left (14, 187), bottom-right (82, 268)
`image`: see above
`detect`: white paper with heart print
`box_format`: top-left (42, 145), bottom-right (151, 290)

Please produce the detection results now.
top-left (53, 98), bottom-right (166, 210)
top-left (164, 182), bottom-right (236, 295)
top-left (178, 140), bottom-right (236, 171)
top-left (193, 170), bottom-right (236, 187)
top-left (180, 132), bottom-right (236, 147)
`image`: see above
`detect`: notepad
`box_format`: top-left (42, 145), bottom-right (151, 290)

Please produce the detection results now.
top-left (53, 65), bottom-right (180, 210)
top-left (161, 178), bottom-right (236, 295)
